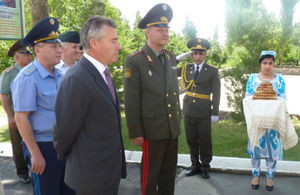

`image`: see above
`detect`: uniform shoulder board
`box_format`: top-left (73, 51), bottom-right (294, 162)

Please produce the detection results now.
top-left (129, 49), bottom-right (144, 58)
top-left (4, 65), bottom-right (15, 73)
top-left (22, 64), bottom-right (36, 75)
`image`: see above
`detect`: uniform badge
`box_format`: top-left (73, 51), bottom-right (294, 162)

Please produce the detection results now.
top-left (147, 55), bottom-right (153, 62)
top-left (50, 18), bottom-right (55, 25)
top-left (162, 4), bottom-right (167, 10)
top-left (148, 70), bottom-right (152, 76)
top-left (124, 68), bottom-right (132, 79)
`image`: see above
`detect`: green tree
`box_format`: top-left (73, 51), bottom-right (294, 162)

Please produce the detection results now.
top-left (182, 17), bottom-right (197, 39)
top-left (224, 0), bottom-right (277, 121)
top-left (279, 0), bottom-right (300, 65)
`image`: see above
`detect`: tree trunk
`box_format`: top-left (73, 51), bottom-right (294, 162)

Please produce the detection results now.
top-left (92, 0), bottom-right (105, 15)
top-left (29, 0), bottom-right (49, 26)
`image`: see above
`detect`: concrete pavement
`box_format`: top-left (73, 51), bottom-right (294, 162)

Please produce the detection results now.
top-left (1, 143), bottom-right (300, 195)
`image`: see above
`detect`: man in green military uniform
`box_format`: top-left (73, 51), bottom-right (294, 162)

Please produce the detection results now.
top-left (0, 39), bottom-right (32, 183)
top-left (179, 38), bottom-right (220, 179)
top-left (123, 3), bottom-right (181, 195)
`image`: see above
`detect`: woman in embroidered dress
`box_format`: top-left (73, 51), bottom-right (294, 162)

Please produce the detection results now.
top-left (245, 50), bottom-right (286, 191)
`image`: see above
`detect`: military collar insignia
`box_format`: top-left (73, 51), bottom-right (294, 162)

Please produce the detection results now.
top-left (166, 53), bottom-right (170, 60)
top-left (147, 55), bottom-right (153, 62)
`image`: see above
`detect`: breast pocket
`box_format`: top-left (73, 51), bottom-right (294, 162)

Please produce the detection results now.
top-left (38, 90), bottom-right (56, 110)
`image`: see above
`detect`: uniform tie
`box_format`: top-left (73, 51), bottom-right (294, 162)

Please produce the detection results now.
top-left (158, 53), bottom-right (165, 65)
top-left (104, 68), bottom-right (116, 104)
top-left (194, 65), bottom-right (200, 79)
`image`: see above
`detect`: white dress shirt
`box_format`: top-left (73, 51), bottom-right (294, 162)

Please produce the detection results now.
top-left (55, 60), bottom-right (70, 75)
top-left (83, 52), bottom-right (108, 84)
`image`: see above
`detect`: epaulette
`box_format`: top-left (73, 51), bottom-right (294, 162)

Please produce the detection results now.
top-left (4, 65), bottom-right (15, 73)
top-left (130, 49), bottom-right (144, 58)
top-left (22, 64), bottom-right (36, 75)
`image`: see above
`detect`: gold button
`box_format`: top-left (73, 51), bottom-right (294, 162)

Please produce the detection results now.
top-left (168, 104), bottom-right (171, 107)
top-left (169, 114), bottom-right (172, 117)
top-left (193, 100), bottom-right (196, 103)
top-left (166, 93), bottom-right (169, 97)
top-left (177, 112), bottom-right (179, 115)
top-left (174, 92), bottom-right (176, 95)
top-left (176, 102), bottom-right (178, 105)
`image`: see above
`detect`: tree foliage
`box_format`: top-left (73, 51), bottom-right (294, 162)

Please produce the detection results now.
top-left (182, 17), bottom-right (197, 39)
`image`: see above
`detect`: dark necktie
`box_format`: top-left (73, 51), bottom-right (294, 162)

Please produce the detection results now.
top-left (159, 53), bottom-right (164, 65)
top-left (194, 65), bottom-right (200, 79)
top-left (104, 68), bottom-right (116, 104)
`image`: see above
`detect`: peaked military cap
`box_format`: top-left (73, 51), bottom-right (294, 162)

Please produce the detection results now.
top-left (138, 3), bottom-right (173, 29)
top-left (22, 17), bottom-right (61, 46)
top-left (7, 39), bottom-right (32, 57)
top-left (59, 31), bottom-right (80, 43)
top-left (260, 50), bottom-right (276, 58)
top-left (187, 38), bottom-right (211, 51)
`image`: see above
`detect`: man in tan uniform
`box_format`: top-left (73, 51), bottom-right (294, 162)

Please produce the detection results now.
top-left (123, 3), bottom-right (181, 195)
top-left (0, 39), bottom-right (32, 184)
top-left (179, 38), bottom-right (220, 179)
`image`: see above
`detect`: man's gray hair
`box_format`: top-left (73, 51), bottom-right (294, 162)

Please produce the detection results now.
top-left (81, 16), bottom-right (116, 50)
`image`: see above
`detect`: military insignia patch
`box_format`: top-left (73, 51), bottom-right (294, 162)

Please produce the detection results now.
top-left (166, 53), bottom-right (170, 60)
top-left (147, 55), bottom-right (153, 62)
top-left (124, 68), bottom-right (132, 78)
top-left (50, 18), bottom-right (55, 25)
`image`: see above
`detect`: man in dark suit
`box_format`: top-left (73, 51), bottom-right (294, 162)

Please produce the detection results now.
top-left (53, 16), bottom-right (126, 195)
top-left (123, 3), bottom-right (181, 195)
top-left (179, 38), bottom-right (220, 179)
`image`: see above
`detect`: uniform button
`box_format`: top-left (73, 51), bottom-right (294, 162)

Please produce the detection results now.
top-left (174, 92), bottom-right (176, 95)
top-left (120, 150), bottom-right (122, 152)
top-left (176, 102), bottom-right (178, 105)
top-left (168, 104), bottom-right (171, 107)
top-left (169, 114), bottom-right (172, 117)
top-left (193, 100), bottom-right (196, 103)
top-left (177, 112), bottom-right (179, 115)
top-left (166, 93), bottom-right (169, 97)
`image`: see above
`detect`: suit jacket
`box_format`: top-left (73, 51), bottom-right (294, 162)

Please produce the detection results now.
top-left (53, 57), bottom-right (126, 193)
top-left (123, 44), bottom-right (181, 140)
top-left (179, 62), bottom-right (220, 118)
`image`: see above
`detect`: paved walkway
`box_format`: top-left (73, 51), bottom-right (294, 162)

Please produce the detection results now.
top-left (1, 142), bottom-right (300, 195)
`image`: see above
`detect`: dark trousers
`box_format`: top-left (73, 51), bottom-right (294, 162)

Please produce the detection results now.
top-left (184, 116), bottom-right (212, 170)
top-left (141, 138), bottom-right (178, 195)
top-left (9, 126), bottom-right (28, 177)
top-left (23, 142), bottom-right (75, 195)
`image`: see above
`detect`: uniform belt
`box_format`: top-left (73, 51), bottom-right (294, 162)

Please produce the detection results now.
top-left (186, 91), bottom-right (210, 100)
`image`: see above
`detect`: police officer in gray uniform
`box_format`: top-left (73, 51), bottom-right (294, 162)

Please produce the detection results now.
top-left (179, 38), bottom-right (220, 179)
top-left (123, 3), bottom-right (181, 195)
top-left (0, 39), bottom-right (32, 184)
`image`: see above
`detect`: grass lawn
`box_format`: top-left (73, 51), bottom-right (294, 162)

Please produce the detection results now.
top-left (121, 118), bottom-right (300, 161)
top-left (1, 112), bottom-right (299, 161)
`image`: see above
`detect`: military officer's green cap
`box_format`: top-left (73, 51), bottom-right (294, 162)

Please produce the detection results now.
top-left (138, 3), bottom-right (173, 29)
top-left (7, 38), bottom-right (32, 57)
top-left (22, 17), bottom-right (61, 46)
top-left (187, 38), bottom-right (211, 51)
top-left (59, 31), bottom-right (80, 43)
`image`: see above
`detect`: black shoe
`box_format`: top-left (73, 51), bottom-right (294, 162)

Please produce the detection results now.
top-left (20, 175), bottom-right (31, 184)
top-left (251, 184), bottom-right (259, 189)
top-left (201, 169), bottom-right (209, 179)
top-left (185, 169), bottom-right (201, 177)
top-left (266, 185), bottom-right (274, 191)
